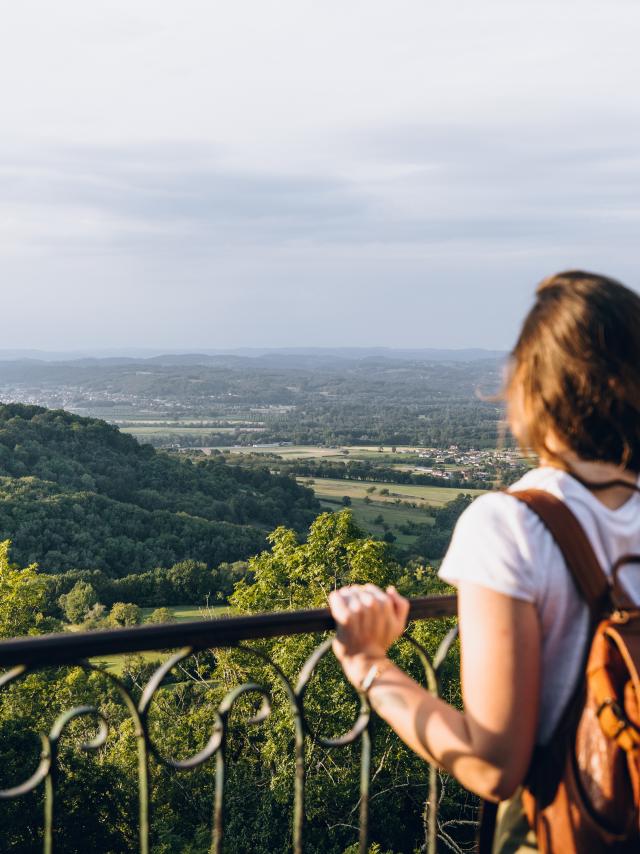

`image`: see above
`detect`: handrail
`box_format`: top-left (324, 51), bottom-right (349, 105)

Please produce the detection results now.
top-left (0, 593), bottom-right (460, 854)
top-left (0, 594), bottom-right (457, 668)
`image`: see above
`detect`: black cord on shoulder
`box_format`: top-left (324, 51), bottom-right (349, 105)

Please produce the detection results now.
top-left (563, 466), bottom-right (640, 493)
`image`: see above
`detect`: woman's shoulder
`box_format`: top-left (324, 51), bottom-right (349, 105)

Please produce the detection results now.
top-left (438, 473), bottom-right (557, 602)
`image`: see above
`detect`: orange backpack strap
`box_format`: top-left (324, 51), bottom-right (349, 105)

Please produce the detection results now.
top-left (510, 488), bottom-right (611, 614)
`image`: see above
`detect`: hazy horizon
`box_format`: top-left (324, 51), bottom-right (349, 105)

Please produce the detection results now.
top-left (2, 1), bottom-right (640, 350)
top-left (0, 345), bottom-right (507, 362)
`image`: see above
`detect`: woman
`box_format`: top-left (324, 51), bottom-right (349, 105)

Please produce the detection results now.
top-left (328, 271), bottom-right (640, 850)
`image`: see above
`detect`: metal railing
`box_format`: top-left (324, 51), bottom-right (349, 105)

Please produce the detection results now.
top-left (0, 595), bottom-right (459, 854)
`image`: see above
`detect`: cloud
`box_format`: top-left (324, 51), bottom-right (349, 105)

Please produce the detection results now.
top-left (3, 114), bottom-right (640, 261)
top-left (0, 144), bottom-right (366, 251)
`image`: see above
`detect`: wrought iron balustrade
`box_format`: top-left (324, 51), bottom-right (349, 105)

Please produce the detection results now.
top-left (0, 595), bottom-right (459, 854)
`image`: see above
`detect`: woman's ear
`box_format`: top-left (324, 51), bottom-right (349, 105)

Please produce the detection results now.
top-left (543, 430), bottom-right (570, 455)
top-left (539, 430), bottom-right (573, 468)
top-left (505, 380), bottom-right (526, 446)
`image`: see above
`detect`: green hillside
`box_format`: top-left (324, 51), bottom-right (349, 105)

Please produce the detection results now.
top-left (0, 403), bottom-right (319, 574)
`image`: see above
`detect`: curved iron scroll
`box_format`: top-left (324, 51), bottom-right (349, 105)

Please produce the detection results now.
top-left (0, 605), bottom-right (459, 854)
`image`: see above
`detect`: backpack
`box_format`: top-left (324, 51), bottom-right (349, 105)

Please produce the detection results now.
top-left (480, 488), bottom-right (640, 853)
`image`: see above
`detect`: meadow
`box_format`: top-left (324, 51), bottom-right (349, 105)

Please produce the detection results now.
top-left (304, 475), bottom-right (484, 506)
top-left (88, 604), bottom-right (229, 675)
top-left (305, 475), bottom-right (485, 548)
top-left (221, 443), bottom-right (427, 461)
top-left (317, 497), bottom-right (431, 546)
top-left (122, 424), bottom-right (262, 437)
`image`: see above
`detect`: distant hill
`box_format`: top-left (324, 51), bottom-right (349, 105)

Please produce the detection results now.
top-left (0, 347), bottom-right (506, 365)
top-left (0, 403), bottom-right (319, 575)
top-left (0, 354), bottom-right (504, 448)
top-left (220, 347), bottom-right (507, 363)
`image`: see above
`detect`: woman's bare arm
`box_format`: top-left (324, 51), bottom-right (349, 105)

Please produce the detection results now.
top-left (329, 581), bottom-right (540, 801)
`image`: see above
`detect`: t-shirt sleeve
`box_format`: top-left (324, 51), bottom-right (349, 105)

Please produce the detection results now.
top-left (438, 492), bottom-right (541, 603)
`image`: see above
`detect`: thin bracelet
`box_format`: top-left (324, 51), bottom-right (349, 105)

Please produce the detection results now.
top-left (359, 659), bottom-right (394, 693)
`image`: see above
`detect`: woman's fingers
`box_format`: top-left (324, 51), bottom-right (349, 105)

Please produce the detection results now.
top-left (357, 589), bottom-right (379, 636)
top-left (363, 584), bottom-right (395, 637)
top-left (330, 587), bottom-right (372, 647)
top-left (330, 589), bottom-right (358, 659)
top-left (387, 585), bottom-right (410, 629)
top-left (328, 589), bottom-right (351, 625)
top-left (329, 583), bottom-right (408, 652)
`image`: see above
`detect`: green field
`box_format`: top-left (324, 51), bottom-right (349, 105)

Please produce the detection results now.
top-left (89, 604), bottom-right (229, 675)
top-left (319, 498), bottom-right (432, 545)
top-left (203, 444), bottom-right (433, 461)
top-left (139, 604), bottom-right (229, 622)
top-left (304, 476), bottom-right (485, 507)
top-left (122, 425), bottom-right (263, 437)
top-left (223, 444), bottom-right (354, 459)
top-left (308, 476), bottom-right (486, 549)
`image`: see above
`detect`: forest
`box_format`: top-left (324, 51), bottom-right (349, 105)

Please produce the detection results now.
top-left (0, 513), bottom-right (473, 854)
top-left (0, 404), bottom-right (319, 574)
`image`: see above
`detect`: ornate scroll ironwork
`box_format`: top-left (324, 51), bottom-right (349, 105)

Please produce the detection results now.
top-left (0, 595), bottom-right (458, 853)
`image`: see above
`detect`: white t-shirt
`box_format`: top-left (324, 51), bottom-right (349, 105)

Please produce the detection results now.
top-left (438, 465), bottom-right (640, 744)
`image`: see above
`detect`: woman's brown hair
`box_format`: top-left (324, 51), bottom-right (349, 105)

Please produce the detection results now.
top-left (506, 270), bottom-right (640, 471)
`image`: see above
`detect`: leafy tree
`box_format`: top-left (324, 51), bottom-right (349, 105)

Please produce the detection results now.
top-left (0, 539), bottom-right (47, 638)
top-left (108, 602), bottom-right (142, 627)
top-left (231, 510), bottom-right (394, 613)
top-left (58, 580), bottom-right (98, 623)
top-left (146, 607), bottom-right (176, 624)
top-left (82, 602), bottom-right (107, 629)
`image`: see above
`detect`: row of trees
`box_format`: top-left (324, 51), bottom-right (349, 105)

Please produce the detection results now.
top-left (282, 457), bottom-right (493, 489)
top-left (44, 558), bottom-right (248, 618)
top-left (58, 583), bottom-right (175, 628)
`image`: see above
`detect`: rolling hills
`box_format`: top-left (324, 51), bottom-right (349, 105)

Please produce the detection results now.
top-left (0, 403), bottom-right (319, 574)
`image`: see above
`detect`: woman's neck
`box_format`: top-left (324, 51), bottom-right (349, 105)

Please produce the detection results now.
top-left (540, 453), bottom-right (638, 510)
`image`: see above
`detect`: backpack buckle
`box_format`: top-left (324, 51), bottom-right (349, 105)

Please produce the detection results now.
top-left (596, 697), bottom-right (640, 741)
top-left (611, 609), bottom-right (630, 624)
top-left (596, 698), bottom-right (627, 731)
top-left (596, 696), bottom-right (624, 717)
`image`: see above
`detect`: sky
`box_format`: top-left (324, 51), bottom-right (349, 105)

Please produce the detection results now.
top-left (1, 0), bottom-right (640, 351)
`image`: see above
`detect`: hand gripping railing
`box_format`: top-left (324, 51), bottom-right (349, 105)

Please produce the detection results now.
top-left (0, 595), bottom-right (458, 854)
